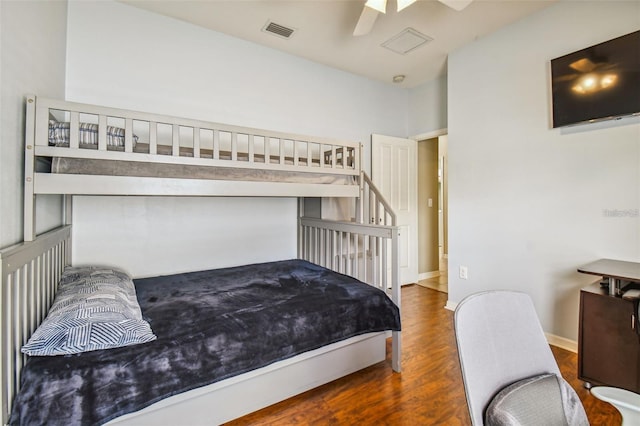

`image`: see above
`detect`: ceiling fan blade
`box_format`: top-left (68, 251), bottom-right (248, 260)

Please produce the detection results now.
top-left (438, 0), bottom-right (473, 11)
top-left (365, 0), bottom-right (387, 13)
top-left (353, 6), bottom-right (380, 36)
top-left (397, 0), bottom-right (418, 12)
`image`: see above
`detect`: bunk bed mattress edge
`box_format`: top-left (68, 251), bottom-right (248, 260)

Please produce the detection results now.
top-left (50, 156), bottom-right (356, 185)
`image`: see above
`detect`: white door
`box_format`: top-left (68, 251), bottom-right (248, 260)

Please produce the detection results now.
top-left (371, 134), bottom-right (418, 285)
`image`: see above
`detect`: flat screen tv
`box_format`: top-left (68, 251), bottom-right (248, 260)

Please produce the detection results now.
top-left (551, 30), bottom-right (640, 128)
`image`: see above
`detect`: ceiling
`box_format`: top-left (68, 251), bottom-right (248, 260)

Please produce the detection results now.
top-left (120, 0), bottom-right (556, 88)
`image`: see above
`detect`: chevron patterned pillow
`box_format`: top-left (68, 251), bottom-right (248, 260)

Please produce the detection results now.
top-left (22, 266), bottom-right (156, 356)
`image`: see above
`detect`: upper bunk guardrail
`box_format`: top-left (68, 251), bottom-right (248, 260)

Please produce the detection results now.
top-left (29, 95), bottom-right (361, 176)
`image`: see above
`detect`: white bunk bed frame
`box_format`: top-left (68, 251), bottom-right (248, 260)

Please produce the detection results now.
top-left (1, 95), bottom-right (401, 425)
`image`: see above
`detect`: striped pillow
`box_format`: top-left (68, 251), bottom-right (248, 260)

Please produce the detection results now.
top-left (22, 266), bottom-right (156, 356)
top-left (48, 121), bottom-right (139, 147)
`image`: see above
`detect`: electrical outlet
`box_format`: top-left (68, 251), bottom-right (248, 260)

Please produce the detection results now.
top-left (459, 266), bottom-right (468, 280)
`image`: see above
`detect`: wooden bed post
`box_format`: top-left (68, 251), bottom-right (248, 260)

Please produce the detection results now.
top-left (0, 260), bottom-right (7, 426)
top-left (64, 195), bottom-right (73, 266)
top-left (355, 171), bottom-right (363, 224)
top-left (297, 198), bottom-right (304, 259)
top-left (63, 195), bottom-right (72, 226)
top-left (391, 227), bottom-right (401, 372)
top-left (24, 95), bottom-right (37, 242)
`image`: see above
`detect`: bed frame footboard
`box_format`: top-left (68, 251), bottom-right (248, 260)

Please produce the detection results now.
top-left (0, 226), bottom-right (71, 425)
top-left (298, 216), bottom-right (401, 372)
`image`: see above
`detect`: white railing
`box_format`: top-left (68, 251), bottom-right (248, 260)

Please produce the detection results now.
top-left (0, 226), bottom-right (71, 425)
top-left (29, 96), bottom-right (361, 176)
top-left (298, 217), bottom-right (396, 291)
top-left (298, 216), bottom-right (401, 372)
top-left (357, 172), bottom-right (396, 226)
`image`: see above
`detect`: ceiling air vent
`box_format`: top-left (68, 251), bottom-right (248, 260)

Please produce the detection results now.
top-left (262, 21), bottom-right (296, 39)
top-left (382, 28), bottom-right (433, 55)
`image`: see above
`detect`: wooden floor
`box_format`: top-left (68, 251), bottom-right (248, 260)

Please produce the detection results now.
top-left (226, 285), bottom-right (621, 425)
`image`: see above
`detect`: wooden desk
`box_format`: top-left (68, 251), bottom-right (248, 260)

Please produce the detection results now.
top-left (577, 259), bottom-right (640, 391)
top-left (578, 259), bottom-right (640, 296)
top-left (578, 283), bottom-right (640, 391)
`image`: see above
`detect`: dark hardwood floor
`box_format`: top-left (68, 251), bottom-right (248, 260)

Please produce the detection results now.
top-left (226, 285), bottom-right (620, 425)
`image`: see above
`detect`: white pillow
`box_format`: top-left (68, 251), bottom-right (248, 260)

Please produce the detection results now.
top-left (22, 266), bottom-right (156, 356)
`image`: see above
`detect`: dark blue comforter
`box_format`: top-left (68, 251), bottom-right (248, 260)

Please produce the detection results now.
top-left (10, 259), bottom-right (400, 425)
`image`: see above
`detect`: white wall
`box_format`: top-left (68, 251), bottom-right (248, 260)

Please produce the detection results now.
top-left (0, 0), bottom-right (67, 248)
top-left (72, 196), bottom-right (297, 278)
top-left (65, 0), bottom-right (408, 277)
top-left (408, 75), bottom-right (447, 137)
top-left (447, 1), bottom-right (640, 343)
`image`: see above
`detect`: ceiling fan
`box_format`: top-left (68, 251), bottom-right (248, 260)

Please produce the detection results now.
top-left (353, 0), bottom-right (474, 36)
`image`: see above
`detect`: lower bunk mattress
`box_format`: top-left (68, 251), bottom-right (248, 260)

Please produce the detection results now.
top-left (10, 259), bottom-right (401, 425)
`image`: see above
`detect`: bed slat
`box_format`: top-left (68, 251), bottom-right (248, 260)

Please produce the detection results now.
top-left (124, 119), bottom-right (134, 153)
top-left (213, 129), bottom-right (220, 160)
top-left (231, 133), bottom-right (238, 161)
top-left (193, 128), bottom-right (201, 159)
top-left (279, 139), bottom-right (285, 165)
top-left (264, 137), bottom-right (271, 164)
top-left (172, 124), bottom-right (180, 157)
top-left (69, 112), bottom-right (80, 149)
top-left (149, 122), bottom-right (158, 155)
top-left (98, 115), bottom-right (107, 151)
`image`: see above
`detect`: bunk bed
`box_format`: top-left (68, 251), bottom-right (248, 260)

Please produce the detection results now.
top-left (1, 95), bottom-right (402, 425)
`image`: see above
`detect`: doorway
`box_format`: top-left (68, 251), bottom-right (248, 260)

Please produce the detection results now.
top-left (417, 135), bottom-right (448, 293)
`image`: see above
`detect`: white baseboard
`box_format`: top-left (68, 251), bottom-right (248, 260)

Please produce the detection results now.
top-left (444, 300), bottom-right (457, 312)
top-left (444, 301), bottom-right (578, 353)
top-left (545, 333), bottom-right (577, 353)
top-left (418, 271), bottom-right (440, 281)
